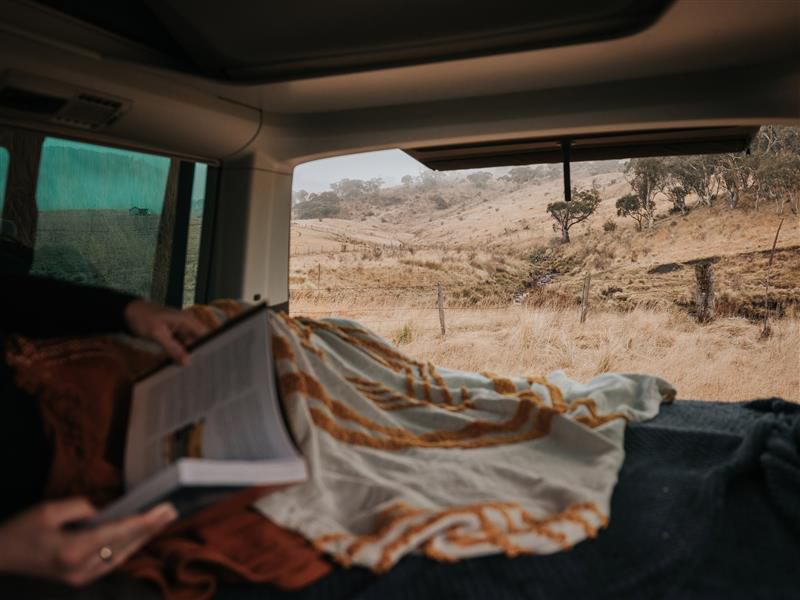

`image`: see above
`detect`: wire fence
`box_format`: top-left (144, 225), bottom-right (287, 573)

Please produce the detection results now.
top-left (288, 279), bottom-right (583, 332)
top-left (295, 306), bottom-right (524, 315)
top-left (288, 258), bottom-right (657, 295)
top-left (290, 308), bottom-right (528, 328)
top-left (289, 284), bottom-right (456, 292)
top-left (286, 266), bottom-right (688, 328)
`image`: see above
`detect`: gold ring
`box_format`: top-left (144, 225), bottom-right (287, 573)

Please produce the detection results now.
top-left (99, 546), bottom-right (113, 562)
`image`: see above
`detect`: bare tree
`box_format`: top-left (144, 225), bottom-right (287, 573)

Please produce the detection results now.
top-left (330, 178), bottom-right (365, 201)
top-left (418, 170), bottom-right (446, 191)
top-left (669, 155), bottom-right (721, 208)
top-left (761, 154), bottom-right (800, 214)
top-left (753, 127), bottom-right (800, 214)
top-left (466, 171), bottom-right (492, 189)
top-left (625, 158), bottom-right (668, 229)
top-left (295, 191), bottom-right (343, 219)
top-left (717, 152), bottom-right (757, 209)
top-left (547, 187), bottom-right (601, 243)
top-left (615, 193), bottom-right (648, 231)
top-left (292, 189), bottom-right (308, 206)
top-left (663, 184), bottom-right (689, 215)
top-left (503, 166), bottom-right (538, 187)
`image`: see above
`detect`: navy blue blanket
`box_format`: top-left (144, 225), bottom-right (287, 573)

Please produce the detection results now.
top-left (219, 399), bottom-right (800, 600)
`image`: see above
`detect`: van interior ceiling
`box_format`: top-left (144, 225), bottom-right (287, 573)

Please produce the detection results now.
top-left (0, 0), bottom-right (797, 307)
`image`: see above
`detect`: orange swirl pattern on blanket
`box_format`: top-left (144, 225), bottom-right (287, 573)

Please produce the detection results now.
top-left (280, 369), bottom-right (556, 450)
top-left (311, 501), bottom-right (608, 572)
top-left (269, 313), bottom-right (629, 572)
top-left (273, 314), bottom-right (629, 435)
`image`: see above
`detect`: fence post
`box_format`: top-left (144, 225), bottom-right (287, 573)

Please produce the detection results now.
top-left (694, 262), bottom-right (715, 323)
top-left (761, 218), bottom-right (784, 338)
top-left (580, 272), bottom-right (591, 323)
top-left (437, 282), bottom-right (446, 336)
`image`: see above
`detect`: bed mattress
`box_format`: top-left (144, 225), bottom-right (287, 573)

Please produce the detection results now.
top-left (218, 398), bottom-right (800, 600)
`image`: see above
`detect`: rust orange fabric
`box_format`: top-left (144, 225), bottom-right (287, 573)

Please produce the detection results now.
top-left (4, 303), bottom-right (330, 600)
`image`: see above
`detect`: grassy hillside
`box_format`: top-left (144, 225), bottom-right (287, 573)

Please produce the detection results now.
top-left (291, 167), bottom-right (798, 315)
top-left (289, 162), bottom-right (799, 401)
top-left (32, 210), bottom-right (160, 297)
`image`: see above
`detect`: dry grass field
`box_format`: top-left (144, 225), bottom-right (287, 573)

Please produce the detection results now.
top-left (32, 211), bottom-right (205, 306)
top-left (32, 210), bottom-right (160, 297)
top-left (290, 164), bottom-right (799, 402)
top-left (289, 304), bottom-right (798, 402)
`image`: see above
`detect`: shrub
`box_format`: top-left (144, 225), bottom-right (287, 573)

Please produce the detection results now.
top-left (400, 259), bottom-right (442, 270)
top-left (392, 322), bottom-right (414, 345)
top-left (603, 220), bottom-right (617, 232)
top-left (294, 191), bottom-right (343, 219)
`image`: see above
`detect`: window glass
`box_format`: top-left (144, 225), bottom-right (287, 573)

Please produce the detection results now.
top-left (32, 138), bottom-right (171, 297)
top-left (290, 131), bottom-right (799, 402)
top-left (183, 163), bottom-right (208, 306)
top-left (0, 146), bottom-right (8, 215)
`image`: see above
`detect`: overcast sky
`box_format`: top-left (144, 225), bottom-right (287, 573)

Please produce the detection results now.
top-left (292, 149), bottom-right (426, 193)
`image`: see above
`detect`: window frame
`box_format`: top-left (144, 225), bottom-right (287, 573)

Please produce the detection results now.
top-left (0, 125), bottom-right (216, 307)
top-left (0, 144), bottom-right (9, 209)
top-left (192, 164), bottom-right (219, 306)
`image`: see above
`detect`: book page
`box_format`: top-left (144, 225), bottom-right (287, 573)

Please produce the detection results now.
top-left (124, 306), bottom-right (299, 488)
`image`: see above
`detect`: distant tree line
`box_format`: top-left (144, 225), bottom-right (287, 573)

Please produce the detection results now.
top-left (293, 177), bottom-right (384, 219)
top-left (292, 161), bottom-right (588, 220)
top-left (293, 127), bottom-right (798, 225)
top-left (545, 126), bottom-right (799, 241)
top-left (615, 126), bottom-right (800, 231)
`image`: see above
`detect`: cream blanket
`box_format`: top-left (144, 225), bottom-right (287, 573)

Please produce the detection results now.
top-left (255, 313), bottom-right (675, 572)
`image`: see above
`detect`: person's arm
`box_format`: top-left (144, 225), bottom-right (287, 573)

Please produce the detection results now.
top-left (0, 272), bottom-right (134, 338)
top-left (1, 273), bottom-right (208, 364)
top-left (123, 299), bottom-right (209, 365)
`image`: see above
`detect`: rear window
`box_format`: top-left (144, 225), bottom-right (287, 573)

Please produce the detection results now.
top-left (31, 138), bottom-right (171, 297)
top-left (289, 130), bottom-right (799, 402)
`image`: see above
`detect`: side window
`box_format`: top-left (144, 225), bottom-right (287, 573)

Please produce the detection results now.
top-left (183, 163), bottom-right (207, 307)
top-left (32, 138), bottom-right (171, 298)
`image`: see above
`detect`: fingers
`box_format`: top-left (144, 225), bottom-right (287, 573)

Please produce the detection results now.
top-left (63, 503), bottom-right (177, 585)
top-left (0, 499), bottom-right (176, 587)
top-left (126, 300), bottom-right (208, 365)
top-left (152, 324), bottom-right (191, 365)
top-left (44, 497), bottom-right (97, 527)
top-left (160, 312), bottom-right (209, 364)
top-left (99, 504), bottom-right (177, 568)
top-left (87, 503), bottom-right (177, 550)
top-left (170, 312), bottom-right (209, 342)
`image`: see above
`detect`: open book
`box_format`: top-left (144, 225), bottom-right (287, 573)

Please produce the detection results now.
top-left (88, 304), bottom-right (306, 526)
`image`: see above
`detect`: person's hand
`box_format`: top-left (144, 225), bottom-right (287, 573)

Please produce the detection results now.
top-left (124, 299), bottom-right (209, 365)
top-left (0, 498), bottom-right (177, 586)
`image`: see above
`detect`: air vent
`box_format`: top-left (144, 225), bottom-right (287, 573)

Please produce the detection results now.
top-left (0, 86), bottom-right (68, 115)
top-left (53, 93), bottom-right (125, 129)
top-left (0, 71), bottom-right (130, 131)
